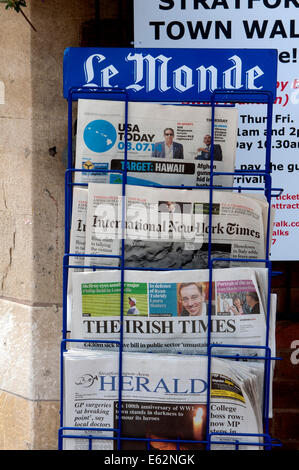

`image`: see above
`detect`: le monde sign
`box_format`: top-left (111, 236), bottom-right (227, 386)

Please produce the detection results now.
top-left (63, 48), bottom-right (277, 101)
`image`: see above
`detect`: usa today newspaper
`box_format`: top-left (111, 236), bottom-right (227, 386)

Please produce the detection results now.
top-left (74, 99), bottom-right (238, 188)
top-left (62, 350), bottom-right (265, 450)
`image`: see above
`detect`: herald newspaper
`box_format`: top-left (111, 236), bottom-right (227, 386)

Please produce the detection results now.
top-left (62, 350), bottom-right (264, 450)
top-left (74, 99), bottom-right (238, 188)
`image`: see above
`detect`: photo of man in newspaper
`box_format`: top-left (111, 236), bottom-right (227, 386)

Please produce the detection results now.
top-left (123, 285), bottom-right (148, 317)
top-left (177, 282), bottom-right (215, 316)
top-left (127, 297), bottom-right (140, 316)
top-left (196, 134), bottom-right (223, 161)
top-left (158, 201), bottom-right (192, 215)
top-left (152, 128), bottom-right (184, 159)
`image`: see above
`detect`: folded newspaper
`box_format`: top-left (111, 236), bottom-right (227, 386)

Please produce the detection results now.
top-left (74, 99), bottom-right (238, 188)
top-left (62, 350), bottom-right (265, 450)
top-left (83, 183), bottom-right (271, 271)
top-left (70, 267), bottom-right (276, 359)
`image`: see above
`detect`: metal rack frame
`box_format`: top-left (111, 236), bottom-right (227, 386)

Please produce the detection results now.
top-left (59, 66), bottom-right (282, 451)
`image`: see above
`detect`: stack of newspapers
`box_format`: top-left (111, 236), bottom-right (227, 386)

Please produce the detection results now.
top-left (62, 100), bottom-right (277, 450)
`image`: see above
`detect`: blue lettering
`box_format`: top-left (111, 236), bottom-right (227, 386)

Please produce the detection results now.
top-left (190, 378), bottom-right (207, 394)
top-left (136, 376), bottom-right (151, 392)
top-left (154, 378), bottom-right (171, 393)
top-left (97, 375), bottom-right (208, 394)
top-left (99, 375), bottom-right (117, 391)
top-left (122, 375), bottom-right (134, 392)
top-left (173, 378), bottom-right (188, 394)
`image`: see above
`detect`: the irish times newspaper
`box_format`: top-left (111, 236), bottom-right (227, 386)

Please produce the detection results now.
top-left (74, 100), bottom-right (238, 188)
top-left (69, 267), bottom-right (276, 359)
top-left (62, 350), bottom-right (265, 450)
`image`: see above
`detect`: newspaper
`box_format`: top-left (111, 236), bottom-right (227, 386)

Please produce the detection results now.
top-left (84, 183), bottom-right (269, 270)
top-left (74, 99), bottom-right (238, 188)
top-left (70, 267), bottom-right (276, 358)
top-left (62, 350), bottom-right (264, 450)
top-left (66, 187), bottom-right (88, 330)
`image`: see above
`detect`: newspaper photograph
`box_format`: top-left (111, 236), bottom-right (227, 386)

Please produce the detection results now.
top-left (74, 99), bottom-right (238, 188)
top-left (70, 267), bottom-right (276, 358)
top-left (62, 350), bottom-right (264, 450)
top-left (84, 183), bottom-right (269, 270)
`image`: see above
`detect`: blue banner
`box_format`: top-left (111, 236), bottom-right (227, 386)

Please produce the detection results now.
top-left (63, 47), bottom-right (277, 101)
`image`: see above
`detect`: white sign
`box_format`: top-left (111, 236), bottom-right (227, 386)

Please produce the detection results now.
top-left (134, 0), bottom-right (299, 260)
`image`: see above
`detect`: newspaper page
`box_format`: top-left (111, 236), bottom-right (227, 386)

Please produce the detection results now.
top-left (67, 187), bottom-right (88, 330)
top-left (70, 267), bottom-right (272, 358)
top-left (62, 350), bottom-right (263, 450)
top-left (84, 183), bottom-right (268, 270)
top-left (74, 99), bottom-right (238, 188)
top-left (69, 187), bottom-right (88, 260)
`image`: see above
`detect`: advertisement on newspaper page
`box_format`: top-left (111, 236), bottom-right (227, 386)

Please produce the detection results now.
top-left (84, 183), bottom-right (269, 271)
top-left (70, 267), bottom-right (275, 357)
top-left (63, 350), bottom-right (263, 450)
top-left (75, 99), bottom-right (238, 188)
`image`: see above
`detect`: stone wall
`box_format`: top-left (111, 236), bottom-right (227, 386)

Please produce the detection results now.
top-left (0, 0), bottom-right (133, 450)
top-left (0, 0), bottom-right (95, 450)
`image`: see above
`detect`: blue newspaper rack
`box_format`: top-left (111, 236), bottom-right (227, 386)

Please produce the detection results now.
top-left (59, 47), bottom-right (282, 451)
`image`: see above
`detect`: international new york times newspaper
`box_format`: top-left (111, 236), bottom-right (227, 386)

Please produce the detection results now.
top-left (74, 99), bottom-right (238, 188)
top-left (83, 183), bottom-right (270, 270)
top-left (62, 350), bottom-right (264, 450)
top-left (70, 267), bottom-right (276, 360)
